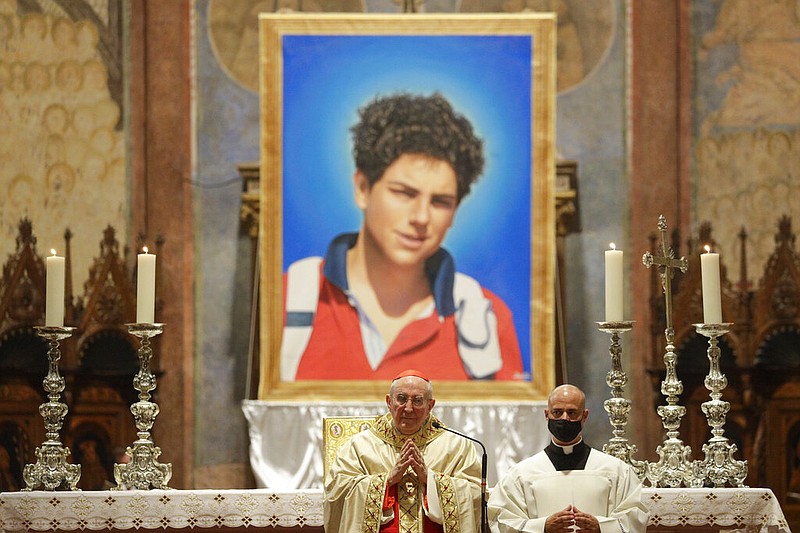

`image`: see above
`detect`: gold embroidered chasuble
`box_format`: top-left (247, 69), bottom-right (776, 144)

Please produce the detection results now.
top-left (324, 413), bottom-right (481, 533)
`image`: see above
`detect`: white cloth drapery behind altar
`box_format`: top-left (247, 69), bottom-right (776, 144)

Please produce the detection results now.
top-left (241, 400), bottom-right (550, 489)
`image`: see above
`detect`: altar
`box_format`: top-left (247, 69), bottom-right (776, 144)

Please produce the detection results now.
top-left (0, 487), bottom-right (790, 532)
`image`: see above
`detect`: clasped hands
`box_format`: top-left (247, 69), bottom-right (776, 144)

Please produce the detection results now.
top-left (545, 506), bottom-right (600, 533)
top-left (388, 439), bottom-right (427, 488)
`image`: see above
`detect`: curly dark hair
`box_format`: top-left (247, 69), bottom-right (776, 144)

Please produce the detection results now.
top-left (350, 92), bottom-right (484, 203)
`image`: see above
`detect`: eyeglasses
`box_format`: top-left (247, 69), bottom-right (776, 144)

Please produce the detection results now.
top-left (393, 394), bottom-right (427, 408)
top-left (548, 409), bottom-right (583, 420)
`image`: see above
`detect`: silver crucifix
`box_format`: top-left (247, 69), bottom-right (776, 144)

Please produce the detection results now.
top-left (641, 215), bottom-right (699, 487)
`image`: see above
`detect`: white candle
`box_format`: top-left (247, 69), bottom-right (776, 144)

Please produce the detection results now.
top-left (136, 248), bottom-right (156, 323)
top-left (605, 244), bottom-right (624, 321)
top-left (701, 245), bottom-right (722, 324)
top-left (45, 250), bottom-right (65, 327)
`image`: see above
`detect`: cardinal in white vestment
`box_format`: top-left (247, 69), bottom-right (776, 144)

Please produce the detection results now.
top-left (324, 370), bottom-right (481, 533)
top-left (488, 384), bottom-right (649, 533)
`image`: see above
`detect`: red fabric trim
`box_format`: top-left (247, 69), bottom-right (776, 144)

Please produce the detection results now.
top-left (383, 484), bottom-right (396, 510)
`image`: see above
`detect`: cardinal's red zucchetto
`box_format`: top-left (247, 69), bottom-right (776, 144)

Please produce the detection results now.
top-left (392, 369), bottom-right (430, 382)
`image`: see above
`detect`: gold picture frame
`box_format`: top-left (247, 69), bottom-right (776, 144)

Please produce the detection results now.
top-left (258, 13), bottom-right (555, 401)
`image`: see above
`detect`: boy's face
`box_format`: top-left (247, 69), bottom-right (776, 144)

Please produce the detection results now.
top-left (355, 153), bottom-right (458, 270)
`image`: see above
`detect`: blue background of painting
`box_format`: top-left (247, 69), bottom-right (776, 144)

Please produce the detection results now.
top-left (282, 34), bottom-right (533, 377)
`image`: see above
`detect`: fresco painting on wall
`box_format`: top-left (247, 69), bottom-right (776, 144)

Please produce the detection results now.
top-left (694, 0), bottom-right (800, 279)
top-left (0, 1), bottom-right (127, 293)
top-left (257, 14), bottom-right (556, 400)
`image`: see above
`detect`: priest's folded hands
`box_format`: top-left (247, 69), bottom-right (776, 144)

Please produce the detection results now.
top-left (388, 439), bottom-right (428, 490)
top-left (544, 505), bottom-right (600, 533)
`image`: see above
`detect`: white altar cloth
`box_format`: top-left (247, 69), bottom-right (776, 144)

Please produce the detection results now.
top-left (0, 489), bottom-right (320, 531)
top-left (241, 400), bottom-right (550, 489)
top-left (0, 488), bottom-right (790, 532)
top-left (643, 488), bottom-right (791, 532)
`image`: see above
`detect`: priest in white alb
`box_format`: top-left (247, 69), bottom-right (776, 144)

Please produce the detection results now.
top-left (488, 384), bottom-right (649, 533)
top-left (324, 369), bottom-right (482, 533)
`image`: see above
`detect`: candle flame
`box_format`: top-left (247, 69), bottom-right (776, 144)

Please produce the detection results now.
top-left (50, 248), bottom-right (57, 256)
top-left (609, 243), bottom-right (616, 250)
top-left (142, 246), bottom-right (149, 254)
top-left (704, 245), bottom-right (712, 253)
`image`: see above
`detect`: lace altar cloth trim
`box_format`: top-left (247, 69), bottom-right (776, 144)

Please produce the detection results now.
top-left (644, 488), bottom-right (790, 531)
top-left (0, 489), bottom-right (323, 531)
top-left (0, 487), bottom-right (790, 532)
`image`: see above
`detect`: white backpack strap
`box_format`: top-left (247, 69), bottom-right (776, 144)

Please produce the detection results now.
top-left (280, 256), bottom-right (323, 381)
top-left (453, 272), bottom-right (503, 379)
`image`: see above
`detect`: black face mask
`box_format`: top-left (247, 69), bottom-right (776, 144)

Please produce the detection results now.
top-left (548, 418), bottom-right (582, 443)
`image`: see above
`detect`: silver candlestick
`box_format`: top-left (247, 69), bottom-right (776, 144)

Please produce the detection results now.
top-left (597, 320), bottom-right (647, 479)
top-left (692, 322), bottom-right (748, 487)
top-left (645, 327), bottom-right (700, 487)
top-left (113, 323), bottom-right (172, 490)
top-left (23, 326), bottom-right (81, 491)
top-left (643, 215), bottom-right (698, 487)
